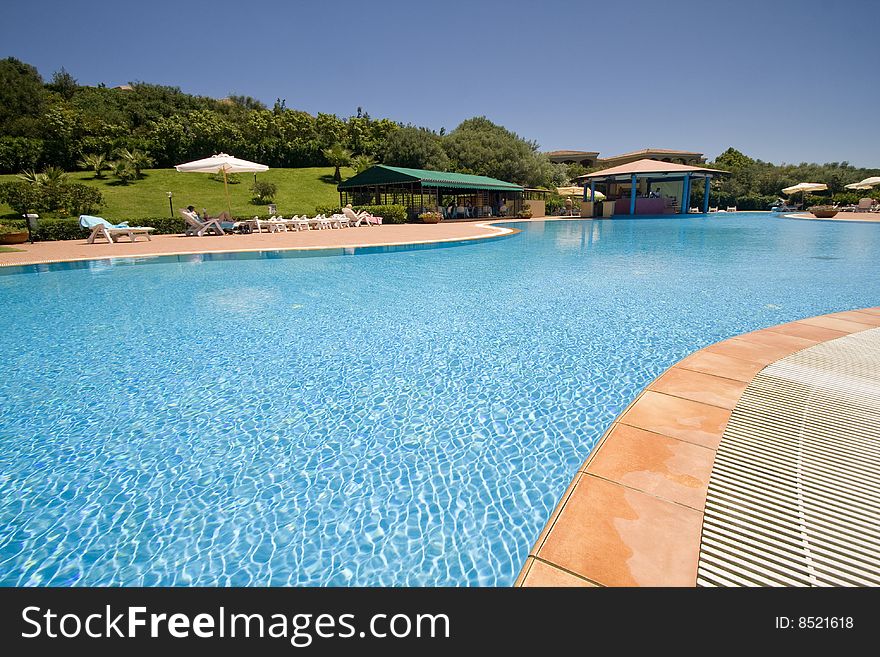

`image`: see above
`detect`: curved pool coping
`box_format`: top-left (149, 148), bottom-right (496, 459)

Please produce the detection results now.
top-left (0, 222), bottom-right (530, 273)
top-left (0, 220), bottom-right (526, 269)
top-left (515, 306), bottom-right (880, 587)
top-left (782, 212), bottom-right (880, 223)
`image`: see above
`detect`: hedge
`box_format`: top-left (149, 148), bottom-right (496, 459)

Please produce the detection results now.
top-left (314, 204), bottom-right (408, 224)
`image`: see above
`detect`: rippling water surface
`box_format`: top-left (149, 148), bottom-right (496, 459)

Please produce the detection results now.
top-left (2, 215), bottom-right (879, 586)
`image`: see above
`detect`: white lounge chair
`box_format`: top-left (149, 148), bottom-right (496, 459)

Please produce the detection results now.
top-left (688, 207), bottom-right (700, 213)
top-left (308, 214), bottom-right (333, 230)
top-left (726, 206), bottom-right (737, 212)
top-left (709, 207), bottom-right (719, 213)
top-left (80, 215), bottom-right (155, 243)
top-left (327, 213), bottom-right (348, 229)
top-left (181, 209), bottom-right (224, 236)
top-left (342, 207), bottom-right (368, 227)
top-left (856, 198), bottom-right (873, 213)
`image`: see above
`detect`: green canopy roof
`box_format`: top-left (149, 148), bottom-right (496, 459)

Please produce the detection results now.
top-left (338, 165), bottom-right (523, 192)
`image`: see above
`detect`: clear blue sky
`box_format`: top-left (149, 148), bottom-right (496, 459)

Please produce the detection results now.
top-left (3, 0), bottom-right (878, 166)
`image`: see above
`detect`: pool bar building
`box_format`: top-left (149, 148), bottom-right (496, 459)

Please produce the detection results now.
top-left (577, 158), bottom-right (727, 215)
top-left (338, 165), bottom-right (525, 220)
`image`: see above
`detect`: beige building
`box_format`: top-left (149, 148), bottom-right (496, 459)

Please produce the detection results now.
top-left (546, 148), bottom-right (706, 169)
top-left (597, 148), bottom-right (706, 167)
top-left (546, 150), bottom-right (600, 167)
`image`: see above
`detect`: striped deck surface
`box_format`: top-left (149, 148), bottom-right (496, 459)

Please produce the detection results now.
top-left (698, 327), bottom-right (880, 586)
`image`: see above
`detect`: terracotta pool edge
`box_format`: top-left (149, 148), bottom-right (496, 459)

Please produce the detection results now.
top-left (516, 307), bottom-right (880, 587)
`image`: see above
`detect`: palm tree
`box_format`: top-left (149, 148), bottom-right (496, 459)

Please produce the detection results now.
top-left (16, 167), bottom-right (67, 187)
top-left (16, 169), bottom-right (45, 185)
top-left (116, 148), bottom-right (154, 179)
top-left (77, 153), bottom-right (110, 178)
top-left (322, 143), bottom-right (352, 183)
top-left (110, 160), bottom-right (135, 184)
top-left (351, 154), bottom-right (377, 174)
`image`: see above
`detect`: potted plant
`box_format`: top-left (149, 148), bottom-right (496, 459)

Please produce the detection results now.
top-left (808, 205), bottom-right (839, 219)
top-left (0, 224), bottom-right (29, 244)
top-left (517, 206), bottom-right (533, 219)
top-left (419, 211), bottom-right (443, 224)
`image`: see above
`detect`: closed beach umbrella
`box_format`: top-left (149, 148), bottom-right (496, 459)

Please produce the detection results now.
top-left (175, 153), bottom-right (269, 214)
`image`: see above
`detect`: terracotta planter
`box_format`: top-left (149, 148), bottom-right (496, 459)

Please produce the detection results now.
top-left (0, 231), bottom-right (28, 244)
top-left (811, 209), bottom-right (838, 219)
top-left (421, 215), bottom-right (442, 224)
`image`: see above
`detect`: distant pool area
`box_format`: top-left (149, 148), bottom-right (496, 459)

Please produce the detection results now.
top-left (2, 214), bottom-right (879, 586)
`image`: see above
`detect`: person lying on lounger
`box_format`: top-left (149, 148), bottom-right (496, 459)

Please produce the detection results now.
top-left (186, 205), bottom-right (236, 231)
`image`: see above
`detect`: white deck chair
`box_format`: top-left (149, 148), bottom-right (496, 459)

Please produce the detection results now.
top-left (81, 215), bottom-right (155, 243)
top-left (181, 209), bottom-right (224, 236)
top-left (342, 207), bottom-right (366, 227)
top-left (726, 206), bottom-right (737, 212)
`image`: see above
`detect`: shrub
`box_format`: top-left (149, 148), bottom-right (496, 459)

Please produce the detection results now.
top-left (0, 180), bottom-right (103, 216)
top-left (110, 160), bottom-right (136, 183)
top-left (0, 181), bottom-right (44, 214)
top-left (60, 183), bottom-right (104, 216)
top-left (251, 180), bottom-right (277, 203)
top-left (315, 204), bottom-right (407, 224)
top-left (31, 218), bottom-right (89, 241)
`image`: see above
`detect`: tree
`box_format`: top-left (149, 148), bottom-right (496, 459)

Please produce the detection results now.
top-left (566, 163), bottom-right (587, 181)
top-left (351, 154), bottom-right (376, 174)
top-left (77, 153), bottom-right (110, 178)
top-left (443, 117), bottom-right (552, 186)
top-left (48, 67), bottom-right (78, 100)
top-left (0, 57), bottom-right (46, 136)
top-left (322, 142), bottom-right (351, 182)
top-left (382, 126), bottom-right (449, 170)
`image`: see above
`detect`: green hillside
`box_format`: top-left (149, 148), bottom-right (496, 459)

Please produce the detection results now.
top-left (0, 167), bottom-right (352, 221)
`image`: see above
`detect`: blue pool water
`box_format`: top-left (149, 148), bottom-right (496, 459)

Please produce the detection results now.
top-left (2, 215), bottom-right (879, 586)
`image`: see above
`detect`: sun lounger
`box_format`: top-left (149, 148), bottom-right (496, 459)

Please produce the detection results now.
top-left (709, 207), bottom-right (719, 212)
top-left (181, 209), bottom-right (225, 236)
top-left (726, 206), bottom-right (737, 212)
top-left (80, 215), bottom-right (155, 244)
top-left (342, 207), bottom-right (368, 227)
top-left (856, 198), bottom-right (873, 213)
top-left (327, 213), bottom-right (348, 229)
top-left (688, 207), bottom-right (700, 213)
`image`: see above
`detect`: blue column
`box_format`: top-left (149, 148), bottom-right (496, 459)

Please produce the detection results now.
top-left (702, 176), bottom-right (711, 213)
top-left (629, 174), bottom-right (637, 215)
top-left (681, 174), bottom-right (691, 214)
top-left (590, 179), bottom-right (595, 201)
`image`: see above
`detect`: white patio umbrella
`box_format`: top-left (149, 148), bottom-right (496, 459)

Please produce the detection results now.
top-left (845, 176), bottom-right (880, 190)
top-left (557, 186), bottom-right (606, 201)
top-left (175, 153), bottom-right (269, 214)
top-left (782, 182), bottom-right (827, 207)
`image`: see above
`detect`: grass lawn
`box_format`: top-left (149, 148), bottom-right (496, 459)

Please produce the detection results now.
top-left (0, 167), bottom-right (353, 221)
top-left (0, 246), bottom-right (24, 252)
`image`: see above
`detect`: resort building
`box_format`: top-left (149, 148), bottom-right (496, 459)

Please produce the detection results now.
top-left (338, 165), bottom-right (525, 220)
top-left (597, 148), bottom-right (706, 167)
top-left (546, 150), bottom-right (600, 167)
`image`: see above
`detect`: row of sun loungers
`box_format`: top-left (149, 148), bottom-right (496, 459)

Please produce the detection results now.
top-left (180, 207), bottom-right (382, 237)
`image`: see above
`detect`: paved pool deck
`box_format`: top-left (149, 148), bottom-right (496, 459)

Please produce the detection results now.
top-left (516, 307), bottom-right (880, 587)
top-left (789, 211), bottom-right (880, 222)
top-left (0, 221), bottom-right (516, 267)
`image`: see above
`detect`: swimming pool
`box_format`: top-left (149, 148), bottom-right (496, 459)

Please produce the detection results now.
top-left (2, 214), bottom-right (879, 586)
